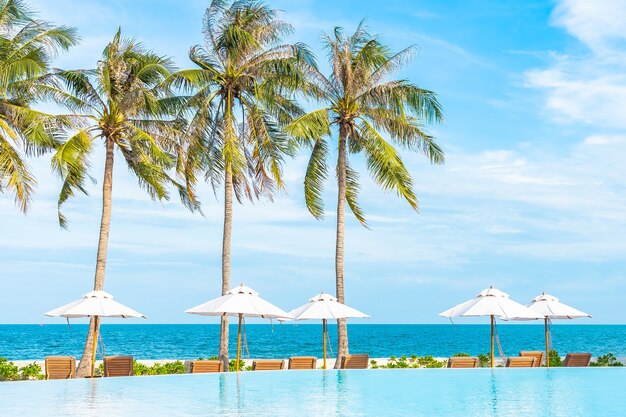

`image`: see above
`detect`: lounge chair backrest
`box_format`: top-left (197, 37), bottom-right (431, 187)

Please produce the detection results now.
top-left (447, 357), bottom-right (478, 368)
top-left (191, 360), bottom-right (223, 373)
top-left (506, 357), bottom-right (536, 368)
top-left (104, 356), bottom-right (134, 377)
top-left (252, 360), bottom-right (284, 371)
top-left (341, 354), bottom-right (369, 369)
top-left (520, 351), bottom-right (543, 367)
top-left (563, 353), bottom-right (592, 367)
top-left (288, 356), bottom-right (317, 370)
top-left (45, 356), bottom-right (76, 379)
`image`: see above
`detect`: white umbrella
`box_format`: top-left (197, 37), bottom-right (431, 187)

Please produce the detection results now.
top-left (44, 290), bottom-right (145, 377)
top-left (185, 284), bottom-right (292, 371)
top-left (506, 292), bottom-right (591, 367)
top-left (439, 286), bottom-right (543, 367)
top-left (288, 292), bottom-right (369, 369)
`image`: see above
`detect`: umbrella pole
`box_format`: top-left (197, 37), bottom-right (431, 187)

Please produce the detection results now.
top-left (544, 317), bottom-right (550, 368)
top-left (91, 315), bottom-right (99, 378)
top-left (236, 313), bottom-right (243, 372)
top-left (322, 319), bottom-right (327, 369)
top-left (490, 315), bottom-right (495, 368)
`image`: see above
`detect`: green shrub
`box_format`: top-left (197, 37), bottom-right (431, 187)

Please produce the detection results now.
top-left (591, 353), bottom-right (623, 367)
top-left (452, 352), bottom-right (470, 357)
top-left (0, 358), bottom-right (19, 381)
top-left (477, 353), bottom-right (491, 367)
top-left (385, 356), bottom-right (413, 368)
top-left (133, 361), bottom-right (150, 375)
top-left (229, 359), bottom-right (246, 372)
top-left (19, 362), bottom-right (44, 380)
top-left (547, 350), bottom-right (562, 367)
top-left (148, 360), bottom-right (186, 375)
top-left (418, 356), bottom-right (445, 368)
top-left (370, 359), bottom-right (378, 369)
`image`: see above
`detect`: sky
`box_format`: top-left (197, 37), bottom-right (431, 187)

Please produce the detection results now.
top-left (1, 0), bottom-right (625, 324)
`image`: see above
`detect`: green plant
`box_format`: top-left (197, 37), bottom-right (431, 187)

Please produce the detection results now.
top-left (173, 0), bottom-right (311, 366)
top-left (229, 359), bottom-right (246, 372)
top-left (385, 356), bottom-right (413, 368)
top-left (418, 356), bottom-right (445, 368)
top-left (591, 353), bottom-right (623, 367)
top-left (19, 362), bottom-right (44, 380)
top-left (0, 0), bottom-right (78, 212)
top-left (370, 359), bottom-right (378, 369)
top-left (148, 361), bottom-right (186, 375)
top-left (286, 21), bottom-right (443, 364)
top-left (453, 352), bottom-right (470, 357)
top-left (0, 358), bottom-right (19, 381)
top-left (477, 353), bottom-right (491, 367)
top-left (46, 29), bottom-right (195, 377)
top-left (547, 350), bottom-right (562, 367)
top-left (133, 361), bottom-right (150, 376)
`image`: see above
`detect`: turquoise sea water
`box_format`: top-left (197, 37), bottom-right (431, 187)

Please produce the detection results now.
top-left (2, 368), bottom-right (626, 416)
top-left (1, 324), bottom-right (624, 360)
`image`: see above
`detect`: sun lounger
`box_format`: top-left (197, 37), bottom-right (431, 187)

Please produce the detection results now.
top-left (340, 354), bottom-right (369, 369)
top-left (45, 356), bottom-right (76, 379)
top-left (252, 360), bottom-right (285, 371)
top-left (103, 356), bottom-right (134, 377)
top-left (563, 353), bottom-right (592, 367)
top-left (288, 356), bottom-right (317, 370)
top-left (191, 360), bottom-right (223, 373)
top-left (447, 357), bottom-right (479, 368)
top-left (506, 357), bottom-right (536, 367)
top-left (520, 351), bottom-right (543, 367)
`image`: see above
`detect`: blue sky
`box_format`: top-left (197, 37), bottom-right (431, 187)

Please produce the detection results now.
top-left (1, 0), bottom-right (625, 324)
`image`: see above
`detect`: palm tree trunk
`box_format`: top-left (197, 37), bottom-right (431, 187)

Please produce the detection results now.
top-left (218, 164), bottom-right (233, 371)
top-left (76, 137), bottom-right (115, 377)
top-left (334, 124), bottom-right (349, 369)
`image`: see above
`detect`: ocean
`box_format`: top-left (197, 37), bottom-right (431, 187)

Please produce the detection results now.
top-left (1, 324), bottom-right (624, 360)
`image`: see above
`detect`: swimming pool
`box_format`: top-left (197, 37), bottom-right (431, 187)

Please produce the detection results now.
top-left (2, 368), bottom-right (625, 416)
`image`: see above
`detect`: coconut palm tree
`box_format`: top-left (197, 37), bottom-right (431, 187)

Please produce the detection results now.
top-left (171, 0), bottom-right (312, 370)
top-left (0, 0), bottom-right (77, 211)
top-left (286, 22), bottom-right (444, 367)
top-left (43, 29), bottom-right (195, 377)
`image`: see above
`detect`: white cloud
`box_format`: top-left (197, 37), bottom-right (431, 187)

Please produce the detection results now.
top-left (525, 0), bottom-right (626, 128)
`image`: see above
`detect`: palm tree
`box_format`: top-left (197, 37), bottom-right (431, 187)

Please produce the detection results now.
top-left (286, 22), bottom-right (444, 367)
top-left (43, 29), bottom-right (194, 377)
top-left (0, 0), bottom-right (77, 211)
top-left (171, 0), bottom-right (312, 370)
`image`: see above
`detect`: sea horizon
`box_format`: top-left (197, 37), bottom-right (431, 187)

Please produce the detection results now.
top-left (3, 323), bottom-right (625, 360)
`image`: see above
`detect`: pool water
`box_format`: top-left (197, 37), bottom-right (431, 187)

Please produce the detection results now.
top-left (2, 368), bottom-right (625, 416)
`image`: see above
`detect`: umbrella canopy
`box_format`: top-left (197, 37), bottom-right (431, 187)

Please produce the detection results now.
top-left (44, 290), bottom-right (145, 319)
top-left (185, 284), bottom-right (292, 319)
top-left (44, 290), bottom-right (145, 377)
top-left (439, 287), bottom-right (544, 320)
top-left (527, 292), bottom-right (591, 320)
top-left (439, 286), bottom-right (543, 367)
top-left (288, 292), bottom-right (369, 369)
top-left (185, 284), bottom-right (291, 372)
top-left (289, 293), bottom-right (369, 320)
top-left (505, 292), bottom-right (591, 367)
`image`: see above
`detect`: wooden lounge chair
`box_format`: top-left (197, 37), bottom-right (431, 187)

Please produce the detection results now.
top-left (103, 356), bottom-right (134, 377)
top-left (447, 357), bottom-right (479, 368)
top-left (252, 360), bottom-right (285, 371)
top-left (191, 360), bottom-right (223, 373)
top-left (506, 357), bottom-right (536, 368)
top-left (340, 354), bottom-right (369, 369)
top-left (563, 353), bottom-right (592, 367)
top-left (520, 351), bottom-right (543, 367)
top-left (288, 356), bottom-right (317, 370)
top-left (45, 356), bottom-right (76, 380)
